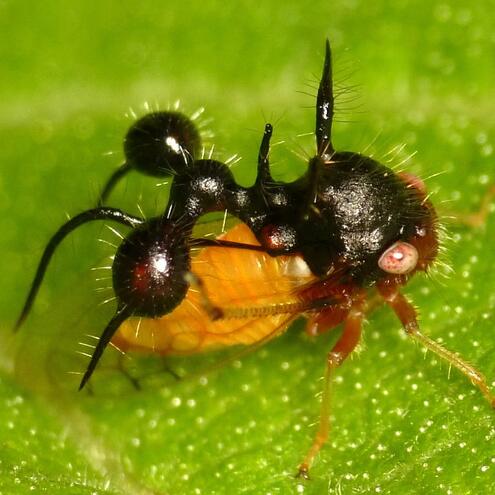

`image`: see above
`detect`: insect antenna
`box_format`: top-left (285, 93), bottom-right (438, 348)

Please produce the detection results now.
top-left (316, 39), bottom-right (334, 158)
top-left (14, 207), bottom-right (144, 332)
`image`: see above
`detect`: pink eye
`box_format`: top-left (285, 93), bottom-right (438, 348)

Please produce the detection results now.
top-left (378, 241), bottom-right (419, 274)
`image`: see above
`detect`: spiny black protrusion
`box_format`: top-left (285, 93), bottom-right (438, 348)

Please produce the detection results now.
top-left (14, 207), bottom-right (144, 332)
top-left (17, 40), bottom-right (438, 390)
top-left (124, 111), bottom-right (201, 177)
top-left (316, 39), bottom-right (334, 159)
top-left (112, 217), bottom-right (191, 318)
top-left (256, 123), bottom-right (274, 185)
top-left (78, 305), bottom-right (132, 390)
top-left (168, 159), bottom-right (236, 219)
top-left (97, 111), bottom-right (202, 206)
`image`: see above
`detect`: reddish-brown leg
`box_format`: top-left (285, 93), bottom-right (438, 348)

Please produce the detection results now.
top-left (377, 282), bottom-right (495, 407)
top-left (297, 294), bottom-right (366, 479)
top-left (451, 184), bottom-right (495, 227)
top-left (305, 306), bottom-right (350, 337)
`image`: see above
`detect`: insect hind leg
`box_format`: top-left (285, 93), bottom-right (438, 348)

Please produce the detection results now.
top-left (117, 354), bottom-right (182, 391)
top-left (297, 294), bottom-right (366, 479)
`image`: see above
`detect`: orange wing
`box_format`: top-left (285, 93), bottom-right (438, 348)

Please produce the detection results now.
top-left (112, 223), bottom-right (316, 355)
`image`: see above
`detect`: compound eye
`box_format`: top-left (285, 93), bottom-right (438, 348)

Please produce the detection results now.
top-left (378, 241), bottom-right (418, 275)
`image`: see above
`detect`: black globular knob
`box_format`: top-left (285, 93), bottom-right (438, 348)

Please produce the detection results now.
top-left (124, 111), bottom-right (201, 177)
top-left (112, 218), bottom-right (191, 318)
top-left (169, 159), bottom-right (237, 218)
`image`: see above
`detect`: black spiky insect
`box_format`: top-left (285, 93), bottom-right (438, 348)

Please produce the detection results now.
top-left (15, 40), bottom-right (494, 477)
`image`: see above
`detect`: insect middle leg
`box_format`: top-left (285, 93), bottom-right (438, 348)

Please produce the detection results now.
top-left (112, 351), bottom-right (182, 391)
top-left (377, 282), bottom-right (495, 408)
top-left (297, 294), bottom-right (366, 479)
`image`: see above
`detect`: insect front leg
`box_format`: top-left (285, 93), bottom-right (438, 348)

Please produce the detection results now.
top-left (377, 282), bottom-right (495, 408)
top-left (305, 306), bottom-right (350, 337)
top-left (297, 294), bottom-right (366, 479)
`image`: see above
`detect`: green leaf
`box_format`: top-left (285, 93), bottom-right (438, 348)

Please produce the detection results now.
top-left (1, 1), bottom-right (495, 494)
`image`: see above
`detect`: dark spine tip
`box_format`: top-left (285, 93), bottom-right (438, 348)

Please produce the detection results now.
top-left (320, 39), bottom-right (332, 90)
top-left (259, 123), bottom-right (273, 161)
top-left (316, 39), bottom-right (334, 158)
top-left (257, 123), bottom-right (274, 184)
top-left (13, 315), bottom-right (25, 333)
top-left (324, 39), bottom-right (331, 75)
top-left (78, 375), bottom-right (89, 391)
top-left (79, 305), bottom-right (132, 390)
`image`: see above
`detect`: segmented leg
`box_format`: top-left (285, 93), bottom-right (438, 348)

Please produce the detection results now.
top-left (377, 282), bottom-right (495, 408)
top-left (115, 352), bottom-right (142, 391)
top-left (452, 184), bottom-right (495, 227)
top-left (120, 356), bottom-right (182, 390)
top-left (297, 295), bottom-right (366, 479)
top-left (305, 306), bottom-right (350, 337)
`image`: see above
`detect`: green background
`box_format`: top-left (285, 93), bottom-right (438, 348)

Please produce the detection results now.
top-left (1, 1), bottom-right (495, 494)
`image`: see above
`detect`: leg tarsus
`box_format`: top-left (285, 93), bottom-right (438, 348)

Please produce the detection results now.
top-left (453, 184), bottom-right (495, 228)
top-left (120, 367), bottom-right (142, 391)
top-left (297, 296), bottom-right (365, 477)
top-left (408, 325), bottom-right (495, 407)
top-left (296, 464), bottom-right (310, 480)
top-left (377, 283), bottom-right (495, 408)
